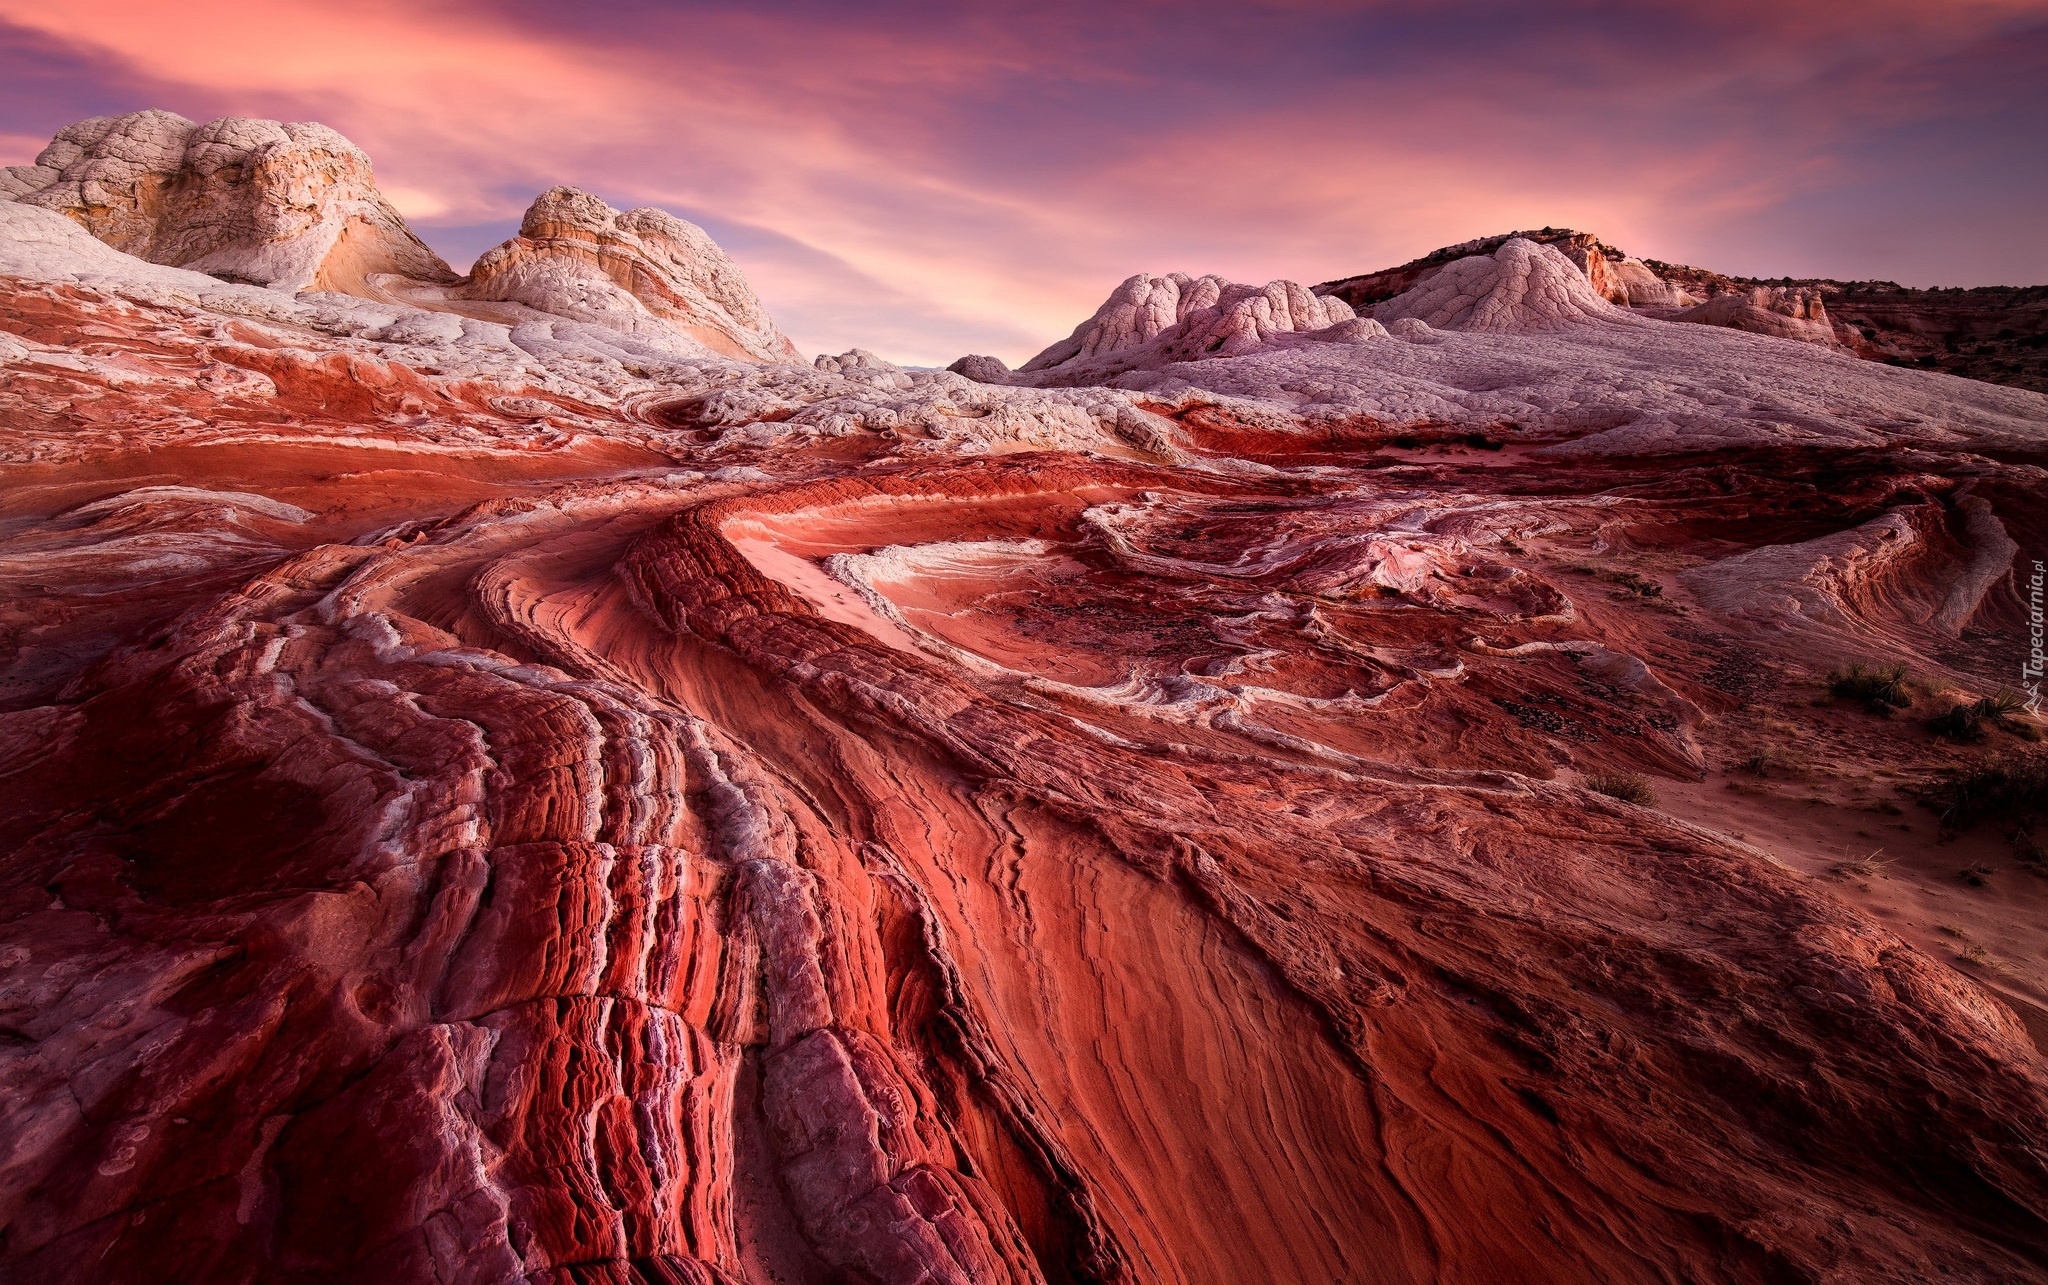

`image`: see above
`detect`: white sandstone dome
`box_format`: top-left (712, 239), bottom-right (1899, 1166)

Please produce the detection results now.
top-left (1373, 237), bottom-right (1636, 332)
top-left (0, 110), bottom-right (453, 293)
top-left (1022, 272), bottom-right (1355, 375)
top-left (457, 186), bottom-right (801, 363)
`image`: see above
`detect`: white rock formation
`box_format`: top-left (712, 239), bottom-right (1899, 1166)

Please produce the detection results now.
top-left (1022, 273), bottom-right (1355, 374)
top-left (1602, 256), bottom-right (1698, 307)
top-left (814, 348), bottom-right (899, 374)
top-left (1373, 238), bottom-right (1635, 332)
top-left (1673, 286), bottom-right (1838, 346)
top-left (1317, 317), bottom-right (1391, 342)
top-left (946, 354), bottom-right (1014, 384)
top-left (0, 110), bottom-right (453, 293)
top-left (453, 186), bottom-right (800, 363)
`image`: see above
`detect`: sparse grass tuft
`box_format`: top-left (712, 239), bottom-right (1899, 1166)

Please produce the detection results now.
top-left (1739, 747), bottom-right (1781, 777)
top-left (1584, 771), bottom-right (1656, 806)
top-left (1981, 690), bottom-right (2031, 723)
top-left (1606, 570), bottom-right (1663, 598)
top-left (1828, 849), bottom-right (1892, 879)
top-left (1828, 662), bottom-right (1911, 714)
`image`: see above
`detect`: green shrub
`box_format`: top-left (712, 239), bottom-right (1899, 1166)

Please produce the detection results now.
top-left (1828, 663), bottom-right (1911, 714)
top-left (1927, 704), bottom-right (1988, 742)
top-left (1928, 691), bottom-right (2031, 741)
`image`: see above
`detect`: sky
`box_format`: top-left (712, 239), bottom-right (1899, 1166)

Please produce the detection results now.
top-left (2, 0), bottom-right (2045, 366)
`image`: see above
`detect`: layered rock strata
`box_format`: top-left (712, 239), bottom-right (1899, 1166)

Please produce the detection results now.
top-left (1317, 227), bottom-right (1696, 311)
top-left (1, 115), bottom-right (804, 366)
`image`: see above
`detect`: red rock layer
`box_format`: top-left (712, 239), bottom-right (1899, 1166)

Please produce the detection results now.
top-left (3, 282), bottom-right (2048, 1285)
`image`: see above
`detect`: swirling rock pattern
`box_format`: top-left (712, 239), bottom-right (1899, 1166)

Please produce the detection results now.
top-left (3, 123), bottom-right (2048, 1285)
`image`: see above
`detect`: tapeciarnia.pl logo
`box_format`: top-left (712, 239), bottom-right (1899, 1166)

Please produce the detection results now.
top-left (2026, 559), bottom-right (2045, 714)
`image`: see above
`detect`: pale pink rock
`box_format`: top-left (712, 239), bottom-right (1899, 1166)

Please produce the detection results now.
top-left (1021, 272), bottom-right (1355, 373)
top-left (0, 110), bottom-right (453, 293)
top-left (1372, 238), bottom-right (1635, 332)
top-left (453, 186), bottom-right (801, 363)
top-left (1673, 285), bottom-right (1840, 346)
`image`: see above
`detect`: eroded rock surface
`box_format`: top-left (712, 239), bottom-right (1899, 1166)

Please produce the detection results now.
top-left (0, 110), bottom-right (454, 293)
top-left (450, 186), bottom-right (802, 363)
top-left (3, 118), bottom-right (2048, 1285)
top-left (1368, 238), bottom-right (1632, 332)
top-left (2, 117), bottom-right (804, 367)
top-left (1020, 272), bottom-right (1356, 379)
top-left (1672, 284), bottom-right (1838, 347)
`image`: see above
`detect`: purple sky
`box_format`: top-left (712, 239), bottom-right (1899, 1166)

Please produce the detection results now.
top-left (3, 0), bottom-right (2045, 364)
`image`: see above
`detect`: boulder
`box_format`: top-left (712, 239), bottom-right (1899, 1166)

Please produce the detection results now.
top-left (945, 354), bottom-right (1014, 384)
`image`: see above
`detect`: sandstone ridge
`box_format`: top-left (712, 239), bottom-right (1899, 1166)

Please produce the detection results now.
top-left (1369, 237), bottom-right (1634, 332)
top-left (1318, 225), bottom-right (2048, 391)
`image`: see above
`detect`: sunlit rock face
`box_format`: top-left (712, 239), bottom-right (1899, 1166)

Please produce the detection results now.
top-left (453, 186), bottom-right (804, 363)
top-left (4, 115), bottom-right (2048, 1285)
top-left (1673, 284), bottom-right (1840, 347)
top-left (1317, 227), bottom-right (1698, 313)
top-left (1369, 238), bottom-right (1632, 332)
top-left (0, 110), bottom-right (455, 294)
top-left (1019, 272), bottom-right (1357, 382)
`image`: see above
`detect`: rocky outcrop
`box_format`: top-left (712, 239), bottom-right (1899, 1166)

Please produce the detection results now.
top-left (1318, 228), bottom-right (1696, 312)
top-left (454, 186), bottom-right (801, 363)
top-left (1371, 238), bottom-right (1634, 332)
top-left (1, 115), bottom-right (803, 366)
top-left (946, 354), bottom-right (1014, 384)
top-left (1599, 253), bottom-right (1696, 307)
top-left (1671, 284), bottom-right (1838, 346)
top-left (813, 348), bottom-right (899, 374)
top-left (1320, 227), bottom-right (2047, 390)
top-left (1020, 273), bottom-right (1355, 376)
top-left (0, 110), bottom-right (454, 293)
